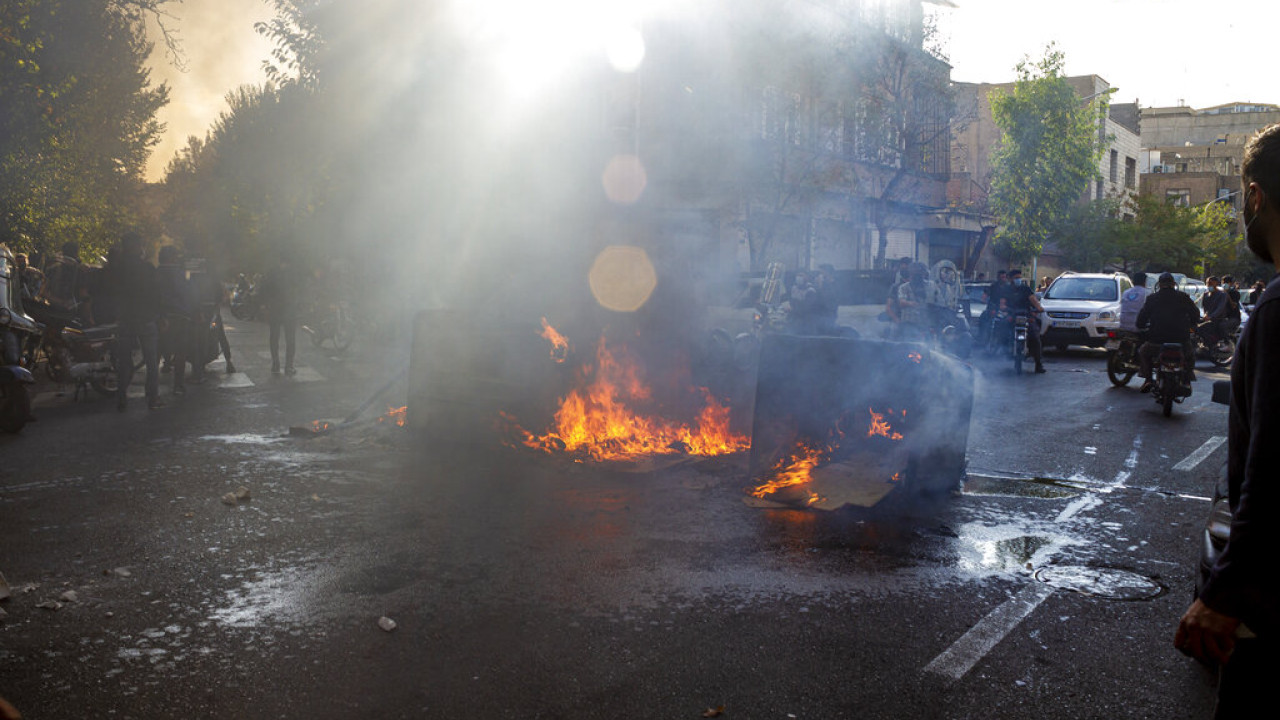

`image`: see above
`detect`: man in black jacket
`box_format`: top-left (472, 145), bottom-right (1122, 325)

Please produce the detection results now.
top-left (1176, 123), bottom-right (1280, 717)
top-left (1136, 272), bottom-right (1199, 392)
top-left (105, 232), bottom-right (161, 411)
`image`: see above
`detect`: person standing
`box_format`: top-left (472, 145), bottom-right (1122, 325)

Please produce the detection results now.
top-left (156, 246), bottom-right (191, 394)
top-left (104, 232), bottom-right (161, 411)
top-left (261, 253), bottom-right (299, 375)
top-left (1176, 123), bottom-right (1280, 718)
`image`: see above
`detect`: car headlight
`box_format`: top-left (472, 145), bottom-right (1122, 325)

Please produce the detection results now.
top-left (1207, 499), bottom-right (1233, 542)
top-left (1097, 310), bottom-right (1116, 321)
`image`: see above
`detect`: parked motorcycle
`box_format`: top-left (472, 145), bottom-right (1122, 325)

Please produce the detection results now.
top-left (1193, 319), bottom-right (1236, 368)
top-left (25, 302), bottom-right (120, 399)
top-left (229, 275), bottom-right (261, 321)
top-left (1151, 343), bottom-right (1193, 417)
top-left (1, 245), bottom-right (41, 432)
top-left (302, 300), bottom-right (354, 352)
top-left (1105, 329), bottom-right (1143, 387)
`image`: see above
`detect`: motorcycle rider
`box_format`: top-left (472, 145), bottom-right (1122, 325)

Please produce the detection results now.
top-left (1119, 271), bottom-right (1150, 333)
top-left (1223, 274), bottom-right (1243, 333)
top-left (1137, 272), bottom-right (1200, 393)
top-left (1004, 268), bottom-right (1046, 373)
top-left (978, 269), bottom-right (1011, 350)
top-left (1202, 276), bottom-right (1230, 343)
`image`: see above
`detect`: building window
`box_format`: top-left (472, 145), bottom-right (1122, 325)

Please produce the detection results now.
top-left (1096, 179), bottom-right (1104, 200)
top-left (1109, 149), bottom-right (1118, 184)
top-left (1167, 189), bottom-right (1191, 207)
top-left (1125, 157), bottom-right (1136, 189)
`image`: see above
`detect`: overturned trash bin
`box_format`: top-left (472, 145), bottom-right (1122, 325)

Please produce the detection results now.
top-left (746, 334), bottom-right (974, 511)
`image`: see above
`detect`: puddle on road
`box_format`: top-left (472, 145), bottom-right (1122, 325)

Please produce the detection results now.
top-left (1034, 565), bottom-right (1164, 600)
top-left (953, 519), bottom-right (1077, 575)
top-left (208, 564), bottom-right (327, 628)
top-left (199, 434), bottom-right (287, 446)
top-left (963, 474), bottom-right (1081, 499)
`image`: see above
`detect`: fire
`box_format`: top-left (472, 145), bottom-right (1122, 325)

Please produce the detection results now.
top-left (377, 406), bottom-right (408, 427)
top-left (907, 352), bottom-right (923, 363)
top-left (540, 317), bottom-right (570, 363)
top-left (506, 335), bottom-right (749, 462)
top-left (867, 407), bottom-right (904, 441)
top-left (311, 419), bottom-right (330, 432)
top-left (750, 443), bottom-right (823, 498)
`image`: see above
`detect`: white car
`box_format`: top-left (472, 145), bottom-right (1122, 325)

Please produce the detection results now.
top-left (1039, 272), bottom-right (1134, 350)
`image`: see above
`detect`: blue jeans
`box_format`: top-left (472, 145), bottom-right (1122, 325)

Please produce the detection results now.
top-left (115, 321), bottom-right (159, 404)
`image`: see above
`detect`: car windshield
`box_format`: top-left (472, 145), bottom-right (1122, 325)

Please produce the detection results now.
top-left (1045, 278), bottom-right (1118, 302)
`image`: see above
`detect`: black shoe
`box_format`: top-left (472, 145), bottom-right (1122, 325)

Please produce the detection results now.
top-left (1140, 380), bottom-right (1154, 393)
top-left (225, 363), bottom-right (236, 375)
top-left (148, 398), bottom-right (165, 410)
top-left (1034, 365), bottom-right (1047, 374)
top-left (284, 366), bottom-right (297, 376)
top-left (271, 363), bottom-right (281, 374)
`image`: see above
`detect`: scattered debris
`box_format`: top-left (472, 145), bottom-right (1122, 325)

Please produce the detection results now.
top-left (184, 512), bottom-right (194, 518)
top-left (702, 706), bottom-right (725, 718)
top-left (36, 600), bottom-right (62, 611)
top-left (311, 494), bottom-right (321, 501)
top-left (222, 487), bottom-right (252, 506)
top-left (105, 611), bottom-right (114, 618)
top-left (59, 590), bottom-right (78, 603)
top-left (377, 616), bottom-right (397, 632)
top-left (112, 568), bottom-right (131, 578)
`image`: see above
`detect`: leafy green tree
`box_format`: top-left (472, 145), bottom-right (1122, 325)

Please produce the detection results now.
top-left (0, 0), bottom-right (169, 259)
top-left (1052, 197), bottom-right (1124, 272)
top-left (1111, 193), bottom-right (1234, 273)
top-left (989, 47), bottom-right (1107, 264)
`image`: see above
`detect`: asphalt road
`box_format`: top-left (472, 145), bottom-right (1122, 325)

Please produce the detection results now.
top-left (0, 320), bottom-right (1228, 719)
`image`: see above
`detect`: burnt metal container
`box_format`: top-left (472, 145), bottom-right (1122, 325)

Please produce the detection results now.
top-left (748, 333), bottom-right (975, 510)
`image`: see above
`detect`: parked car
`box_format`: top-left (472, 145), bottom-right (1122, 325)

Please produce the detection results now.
top-left (960, 281), bottom-right (992, 321)
top-left (1039, 272), bottom-right (1132, 350)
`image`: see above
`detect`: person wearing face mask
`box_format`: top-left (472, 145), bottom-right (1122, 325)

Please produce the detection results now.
top-left (1003, 268), bottom-right (1045, 373)
top-left (1176, 123), bottom-right (1280, 718)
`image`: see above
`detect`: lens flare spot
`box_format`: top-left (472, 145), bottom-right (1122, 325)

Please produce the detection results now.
top-left (589, 245), bottom-right (657, 313)
top-left (606, 27), bottom-right (645, 72)
top-left (602, 154), bottom-right (647, 205)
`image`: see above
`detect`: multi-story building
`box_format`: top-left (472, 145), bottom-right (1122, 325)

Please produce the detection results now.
top-left (1138, 102), bottom-right (1280, 211)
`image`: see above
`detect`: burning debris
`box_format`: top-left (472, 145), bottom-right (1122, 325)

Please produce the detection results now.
top-left (539, 317), bottom-right (570, 363)
top-left (502, 323), bottom-right (749, 463)
top-left (747, 335), bottom-right (974, 511)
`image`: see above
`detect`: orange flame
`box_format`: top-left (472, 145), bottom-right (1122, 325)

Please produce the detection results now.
top-left (750, 443), bottom-right (823, 498)
top-left (890, 472), bottom-right (901, 483)
top-left (311, 420), bottom-right (330, 432)
top-left (506, 336), bottom-right (749, 461)
top-left (377, 406), bottom-right (408, 427)
top-left (867, 407), bottom-right (904, 441)
top-left (907, 352), bottom-right (923, 364)
top-left (540, 317), bottom-right (570, 363)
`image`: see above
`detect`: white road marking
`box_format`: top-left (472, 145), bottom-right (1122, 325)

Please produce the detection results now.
top-left (927, 433), bottom-right (1144, 680)
top-left (924, 582), bottom-right (1056, 682)
top-left (1173, 436), bottom-right (1227, 471)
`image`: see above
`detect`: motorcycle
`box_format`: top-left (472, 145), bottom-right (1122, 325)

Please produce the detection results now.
top-left (1011, 310), bottom-right (1030, 375)
top-left (24, 302), bottom-right (120, 400)
top-left (1104, 329), bottom-right (1143, 387)
top-left (1151, 343), bottom-right (1193, 417)
top-left (1, 246), bottom-right (41, 432)
top-left (1193, 319), bottom-right (1236, 368)
top-left (302, 300), bottom-right (354, 352)
top-left (229, 275), bottom-right (261, 321)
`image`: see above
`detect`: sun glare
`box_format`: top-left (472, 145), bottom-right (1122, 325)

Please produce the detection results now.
top-left (449, 0), bottom-right (655, 99)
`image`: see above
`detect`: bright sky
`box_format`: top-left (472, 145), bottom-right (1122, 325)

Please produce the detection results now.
top-left (143, 0), bottom-right (1278, 181)
top-left (937, 0), bottom-right (1276, 108)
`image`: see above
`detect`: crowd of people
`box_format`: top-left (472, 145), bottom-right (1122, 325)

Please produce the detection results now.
top-left (12, 235), bottom-right (303, 412)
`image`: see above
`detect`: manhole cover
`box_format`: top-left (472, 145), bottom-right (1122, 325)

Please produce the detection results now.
top-left (1033, 565), bottom-right (1165, 601)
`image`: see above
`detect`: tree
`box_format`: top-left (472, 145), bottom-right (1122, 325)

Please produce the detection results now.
top-left (1052, 197), bottom-right (1124, 272)
top-left (988, 47), bottom-right (1107, 264)
top-left (1110, 193), bottom-right (1235, 273)
top-left (0, 0), bottom-right (169, 258)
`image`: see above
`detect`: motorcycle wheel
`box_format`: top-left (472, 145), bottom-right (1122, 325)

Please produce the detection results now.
top-left (1211, 337), bottom-right (1236, 368)
top-left (1014, 339), bottom-right (1024, 375)
top-left (1162, 378), bottom-right (1175, 417)
top-left (0, 383), bottom-right (31, 433)
top-left (89, 369), bottom-right (119, 398)
top-left (1106, 351), bottom-right (1135, 387)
